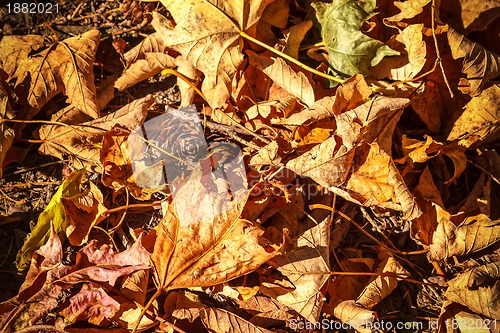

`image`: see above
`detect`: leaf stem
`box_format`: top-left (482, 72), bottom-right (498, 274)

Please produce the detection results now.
top-left (240, 31), bottom-right (345, 84)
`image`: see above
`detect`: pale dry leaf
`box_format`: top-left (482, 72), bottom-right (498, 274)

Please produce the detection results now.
top-left (448, 27), bottom-right (500, 96)
top-left (286, 97), bottom-right (410, 191)
top-left (335, 96), bottom-right (410, 150)
top-left (376, 24), bottom-right (427, 81)
top-left (0, 34), bottom-right (47, 77)
top-left (152, 167), bottom-right (282, 290)
top-left (115, 52), bottom-right (176, 91)
top-left (280, 74), bottom-right (371, 125)
top-left (124, 32), bottom-right (169, 64)
top-left (247, 50), bottom-right (315, 107)
top-left (267, 211), bottom-right (331, 322)
top-left (0, 30), bottom-right (101, 119)
top-left (152, 0), bottom-right (275, 108)
top-left (199, 307), bottom-right (273, 333)
top-left (333, 300), bottom-right (377, 333)
top-left (428, 213), bottom-right (500, 261)
top-left (344, 143), bottom-right (421, 221)
top-left (38, 96), bottom-right (152, 170)
top-left (444, 261), bottom-right (500, 319)
top-left (447, 85), bottom-right (500, 148)
top-left (384, 0), bottom-right (431, 22)
top-left (237, 295), bottom-right (293, 328)
top-left (356, 248), bottom-right (410, 309)
top-left (458, 0), bottom-right (500, 33)
top-left (283, 20), bottom-right (313, 60)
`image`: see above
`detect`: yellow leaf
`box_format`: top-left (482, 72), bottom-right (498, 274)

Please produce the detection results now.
top-left (16, 169), bottom-right (86, 270)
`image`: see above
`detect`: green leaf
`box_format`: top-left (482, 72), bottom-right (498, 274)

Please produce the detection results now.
top-left (16, 169), bottom-right (85, 270)
top-left (313, 0), bottom-right (399, 76)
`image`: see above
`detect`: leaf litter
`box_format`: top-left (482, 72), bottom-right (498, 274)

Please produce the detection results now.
top-left (0, 0), bottom-right (500, 332)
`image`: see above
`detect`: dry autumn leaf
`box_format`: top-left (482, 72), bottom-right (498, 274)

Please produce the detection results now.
top-left (444, 261), bottom-right (500, 319)
top-left (1, 227), bottom-right (150, 332)
top-left (38, 95), bottom-right (153, 170)
top-left (448, 27), bottom-right (500, 96)
top-left (267, 201), bottom-right (331, 322)
top-left (428, 213), bottom-right (500, 261)
top-left (151, 0), bottom-right (277, 109)
top-left (447, 84), bottom-right (500, 147)
top-left (151, 164), bottom-right (283, 295)
top-left (247, 50), bottom-right (315, 107)
top-left (0, 30), bottom-right (100, 119)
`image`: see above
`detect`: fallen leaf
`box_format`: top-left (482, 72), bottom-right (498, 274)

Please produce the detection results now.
top-left (333, 300), bottom-right (377, 333)
top-left (38, 95), bottom-right (152, 170)
top-left (283, 21), bottom-right (313, 60)
top-left (0, 30), bottom-right (101, 119)
top-left (152, 0), bottom-right (276, 109)
top-left (444, 261), bottom-right (500, 319)
top-left (447, 84), bottom-right (500, 148)
top-left (279, 74), bottom-right (371, 125)
top-left (115, 52), bottom-right (176, 91)
top-left (60, 284), bottom-right (120, 326)
top-left (267, 203), bottom-right (331, 322)
top-left (199, 307), bottom-right (273, 333)
top-left (15, 169), bottom-right (86, 270)
top-left (384, 0), bottom-right (431, 22)
top-left (152, 164), bottom-right (282, 290)
top-left (247, 51), bottom-right (315, 107)
top-left (356, 248), bottom-right (410, 309)
top-left (448, 27), bottom-right (500, 96)
top-left (62, 182), bottom-right (107, 246)
top-left (428, 213), bottom-right (500, 261)
top-left (2, 228), bottom-right (150, 332)
top-left (313, 0), bottom-right (399, 76)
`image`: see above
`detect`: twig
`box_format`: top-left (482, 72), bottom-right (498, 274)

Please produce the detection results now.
top-left (240, 31), bottom-right (345, 84)
top-left (431, 0), bottom-right (454, 98)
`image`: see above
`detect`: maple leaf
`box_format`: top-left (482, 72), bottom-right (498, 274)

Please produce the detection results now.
top-left (1, 227), bottom-right (150, 332)
top-left (38, 96), bottom-right (153, 170)
top-left (0, 30), bottom-right (100, 119)
top-left (448, 27), bottom-right (500, 96)
top-left (443, 261), bottom-right (500, 319)
top-left (151, 0), bottom-right (276, 109)
top-left (313, 0), bottom-right (399, 76)
top-left (267, 198), bottom-right (331, 322)
top-left (152, 165), bottom-right (283, 291)
top-left (447, 84), bottom-right (500, 147)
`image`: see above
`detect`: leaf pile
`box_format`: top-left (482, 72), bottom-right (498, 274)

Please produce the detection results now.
top-left (1, 0), bottom-right (500, 332)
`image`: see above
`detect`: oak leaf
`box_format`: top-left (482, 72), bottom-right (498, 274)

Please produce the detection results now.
top-left (0, 30), bottom-right (100, 119)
